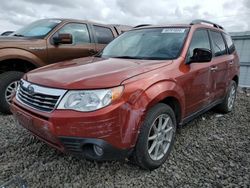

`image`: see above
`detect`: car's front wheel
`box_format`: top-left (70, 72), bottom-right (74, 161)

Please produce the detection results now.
top-left (0, 71), bottom-right (24, 114)
top-left (132, 103), bottom-right (176, 170)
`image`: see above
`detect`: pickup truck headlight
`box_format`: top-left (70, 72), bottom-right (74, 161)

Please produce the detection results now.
top-left (57, 86), bottom-right (124, 112)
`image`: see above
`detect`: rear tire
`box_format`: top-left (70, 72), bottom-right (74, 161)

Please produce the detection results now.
top-left (216, 80), bottom-right (237, 113)
top-left (0, 71), bottom-right (24, 114)
top-left (132, 103), bottom-right (176, 170)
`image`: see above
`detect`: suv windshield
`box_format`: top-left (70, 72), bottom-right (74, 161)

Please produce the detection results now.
top-left (11, 19), bottom-right (61, 38)
top-left (101, 27), bottom-right (189, 60)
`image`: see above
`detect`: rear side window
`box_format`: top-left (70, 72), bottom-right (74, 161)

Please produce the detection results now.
top-left (223, 33), bottom-right (235, 54)
top-left (188, 29), bottom-right (211, 58)
top-left (210, 31), bottom-right (227, 56)
top-left (93, 26), bottom-right (114, 44)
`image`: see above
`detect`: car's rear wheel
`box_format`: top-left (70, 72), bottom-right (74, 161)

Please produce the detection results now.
top-left (216, 80), bottom-right (237, 113)
top-left (0, 71), bottom-right (24, 114)
top-left (132, 103), bottom-right (176, 170)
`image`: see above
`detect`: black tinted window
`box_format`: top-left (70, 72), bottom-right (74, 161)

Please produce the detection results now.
top-left (210, 31), bottom-right (227, 56)
top-left (59, 23), bottom-right (90, 44)
top-left (188, 30), bottom-right (210, 58)
top-left (223, 33), bottom-right (235, 54)
top-left (93, 26), bottom-right (114, 44)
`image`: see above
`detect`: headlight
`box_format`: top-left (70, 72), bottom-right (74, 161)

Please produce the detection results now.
top-left (57, 86), bottom-right (124, 112)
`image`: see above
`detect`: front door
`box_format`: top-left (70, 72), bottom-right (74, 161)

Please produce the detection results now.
top-left (181, 29), bottom-right (213, 116)
top-left (47, 23), bottom-right (96, 64)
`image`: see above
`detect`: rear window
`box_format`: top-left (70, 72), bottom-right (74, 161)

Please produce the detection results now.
top-left (93, 26), bottom-right (114, 44)
top-left (223, 33), bottom-right (235, 54)
top-left (210, 31), bottom-right (227, 57)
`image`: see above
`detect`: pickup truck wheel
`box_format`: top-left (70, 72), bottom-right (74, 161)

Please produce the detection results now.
top-left (0, 71), bottom-right (24, 114)
top-left (216, 80), bottom-right (237, 113)
top-left (132, 103), bottom-right (176, 170)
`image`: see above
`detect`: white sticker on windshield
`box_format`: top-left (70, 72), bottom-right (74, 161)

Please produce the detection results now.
top-left (161, 28), bottom-right (186, 33)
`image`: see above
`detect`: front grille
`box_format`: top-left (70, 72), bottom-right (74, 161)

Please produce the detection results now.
top-left (16, 80), bottom-right (66, 112)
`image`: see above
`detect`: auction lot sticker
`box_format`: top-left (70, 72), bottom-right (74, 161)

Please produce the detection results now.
top-left (161, 28), bottom-right (186, 33)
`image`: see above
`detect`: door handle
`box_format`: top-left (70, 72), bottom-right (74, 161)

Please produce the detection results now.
top-left (210, 66), bottom-right (218, 71)
top-left (88, 49), bottom-right (96, 55)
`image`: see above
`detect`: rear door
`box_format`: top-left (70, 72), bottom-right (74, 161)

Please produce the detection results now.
top-left (222, 33), bottom-right (239, 83)
top-left (92, 25), bottom-right (116, 52)
top-left (209, 30), bottom-right (230, 100)
top-left (183, 29), bottom-right (213, 115)
top-left (47, 22), bottom-right (96, 63)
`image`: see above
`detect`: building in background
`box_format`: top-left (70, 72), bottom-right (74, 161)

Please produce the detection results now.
top-left (230, 31), bottom-right (250, 88)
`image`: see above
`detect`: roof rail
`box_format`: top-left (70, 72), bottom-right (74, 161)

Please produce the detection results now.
top-left (134, 24), bottom-right (151, 28)
top-left (190, 19), bottom-right (224, 30)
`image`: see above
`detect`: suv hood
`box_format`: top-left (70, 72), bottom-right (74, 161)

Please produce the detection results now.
top-left (25, 57), bottom-right (173, 89)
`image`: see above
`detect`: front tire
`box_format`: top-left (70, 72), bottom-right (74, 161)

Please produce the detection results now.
top-left (132, 103), bottom-right (176, 170)
top-left (216, 80), bottom-right (237, 113)
top-left (0, 71), bottom-right (24, 114)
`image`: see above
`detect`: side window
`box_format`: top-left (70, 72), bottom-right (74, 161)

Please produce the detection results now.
top-left (188, 29), bottom-right (211, 58)
top-left (223, 33), bottom-right (235, 54)
top-left (93, 25), bottom-right (114, 44)
top-left (58, 23), bottom-right (90, 44)
top-left (210, 31), bottom-right (227, 56)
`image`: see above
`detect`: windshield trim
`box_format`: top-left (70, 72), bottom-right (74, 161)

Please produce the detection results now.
top-left (173, 27), bottom-right (190, 60)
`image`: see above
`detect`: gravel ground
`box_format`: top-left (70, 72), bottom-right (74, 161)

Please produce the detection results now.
top-left (0, 93), bottom-right (249, 188)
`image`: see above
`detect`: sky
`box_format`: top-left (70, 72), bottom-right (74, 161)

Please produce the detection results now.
top-left (0, 0), bottom-right (250, 33)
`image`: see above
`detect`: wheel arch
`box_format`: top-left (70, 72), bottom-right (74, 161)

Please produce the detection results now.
top-left (142, 81), bottom-right (185, 124)
top-left (0, 58), bottom-right (38, 74)
top-left (160, 96), bottom-right (182, 125)
top-left (232, 75), bottom-right (239, 86)
top-left (0, 48), bottom-right (45, 73)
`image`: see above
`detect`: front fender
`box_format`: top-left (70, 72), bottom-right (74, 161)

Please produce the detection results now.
top-left (142, 80), bottom-right (185, 116)
top-left (120, 80), bottom-right (185, 147)
top-left (0, 48), bottom-right (45, 67)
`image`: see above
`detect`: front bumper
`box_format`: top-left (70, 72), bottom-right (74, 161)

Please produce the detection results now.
top-left (59, 137), bottom-right (132, 160)
top-left (11, 98), bottom-right (137, 160)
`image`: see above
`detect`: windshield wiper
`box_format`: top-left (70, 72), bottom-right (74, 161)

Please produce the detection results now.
top-left (13, 34), bottom-right (24, 37)
top-left (94, 51), bottom-right (103, 57)
top-left (111, 56), bottom-right (173, 60)
top-left (111, 56), bottom-right (144, 59)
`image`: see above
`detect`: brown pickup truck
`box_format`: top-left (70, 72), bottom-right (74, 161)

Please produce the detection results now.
top-left (0, 18), bottom-right (131, 114)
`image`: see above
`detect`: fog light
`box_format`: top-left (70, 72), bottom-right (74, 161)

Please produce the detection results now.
top-left (93, 145), bottom-right (104, 156)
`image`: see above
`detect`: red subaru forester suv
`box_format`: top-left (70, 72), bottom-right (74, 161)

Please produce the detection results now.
top-left (11, 20), bottom-right (239, 170)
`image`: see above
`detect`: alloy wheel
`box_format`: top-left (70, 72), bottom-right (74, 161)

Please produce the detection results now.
top-left (227, 84), bottom-right (236, 110)
top-left (5, 81), bottom-right (19, 104)
top-left (147, 114), bottom-right (174, 161)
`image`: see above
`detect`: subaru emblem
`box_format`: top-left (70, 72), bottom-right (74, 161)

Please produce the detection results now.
top-left (27, 85), bottom-right (35, 96)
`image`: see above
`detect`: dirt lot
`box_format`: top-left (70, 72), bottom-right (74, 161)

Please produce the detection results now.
top-left (0, 93), bottom-right (249, 188)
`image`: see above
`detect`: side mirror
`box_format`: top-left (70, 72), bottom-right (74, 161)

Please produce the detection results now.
top-left (53, 33), bottom-right (72, 45)
top-left (188, 48), bottom-right (212, 63)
